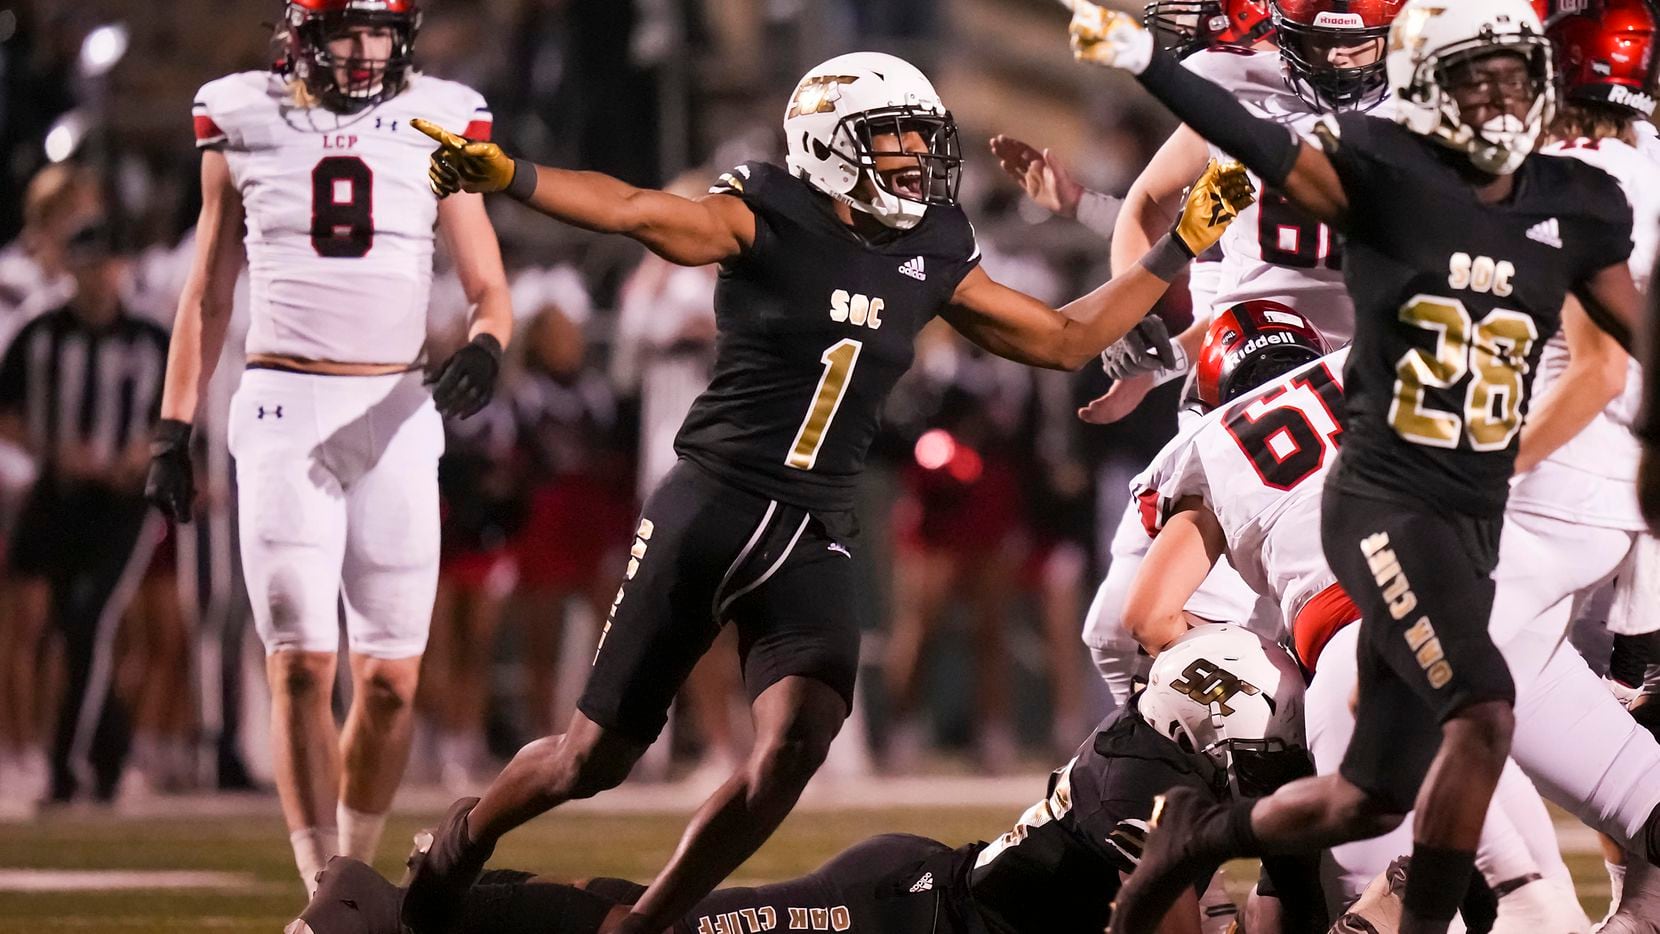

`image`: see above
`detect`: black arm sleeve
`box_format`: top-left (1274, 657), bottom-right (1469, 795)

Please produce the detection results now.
top-left (1136, 50), bottom-right (1302, 187)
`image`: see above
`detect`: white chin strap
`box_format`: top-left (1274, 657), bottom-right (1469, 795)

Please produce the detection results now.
top-left (839, 170), bottom-right (926, 230)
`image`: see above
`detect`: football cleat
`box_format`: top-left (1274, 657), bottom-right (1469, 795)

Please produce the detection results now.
top-left (401, 796), bottom-right (493, 934)
top-left (287, 857), bottom-right (407, 934)
top-left (1107, 787), bottom-right (1224, 934)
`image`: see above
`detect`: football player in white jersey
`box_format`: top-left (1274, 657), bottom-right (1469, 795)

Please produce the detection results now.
top-left (1120, 308), bottom-right (1593, 927)
top-left (994, 0), bottom-right (1401, 704)
top-left (143, 0), bottom-right (512, 896)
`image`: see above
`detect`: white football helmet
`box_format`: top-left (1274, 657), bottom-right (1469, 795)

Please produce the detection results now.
top-left (1139, 624), bottom-right (1310, 797)
top-left (1386, 0), bottom-right (1555, 175)
top-left (782, 51), bottom-right (962, 231)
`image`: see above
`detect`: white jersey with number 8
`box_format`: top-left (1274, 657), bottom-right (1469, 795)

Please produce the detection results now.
top-left (1182, 49), bottom-right (1385, 345)
top-left (193, 71), bottom-right (490, 365)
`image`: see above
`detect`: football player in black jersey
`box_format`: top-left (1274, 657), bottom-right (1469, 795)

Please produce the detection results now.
top-left (1065, 0), bottom-right (1649, 931)
top-left (291, 626), bottom-right (1323, 934)
top-left (400, 51), bottom-right (1256, 934)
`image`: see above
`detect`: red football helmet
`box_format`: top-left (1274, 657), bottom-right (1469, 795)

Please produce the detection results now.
top-left (1194, 300), bottom-right (1330, 409)
top-left (1145, 0), bottom-right (1276, 58)
top-left (283, 0), bottom-right (421, 113)
top-left (1271, 0), bottom-right (1406, 111)
top-left (1548, 0), bottom-right (1660, 119)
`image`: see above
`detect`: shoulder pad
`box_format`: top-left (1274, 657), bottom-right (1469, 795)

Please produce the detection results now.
top-left (709, 162), bottom-right (775, 197)
top-left (192, 72), bottom-right (277, 150)
top-left (404, 74), bottom-right (493, 140)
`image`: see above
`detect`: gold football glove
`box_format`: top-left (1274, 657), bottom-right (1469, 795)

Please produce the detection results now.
top-left (1170, 159), bottom-right (1256, 257)
top-left (1067, 0), bottom-right (1155, 74)
top-left (412, 118), bottom-right (516, 197)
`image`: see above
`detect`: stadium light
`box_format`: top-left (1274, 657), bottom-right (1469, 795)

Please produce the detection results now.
top-left (78, 23), bottom-right (129, 78)
top-left (44, 111), bottom-right (89, 163)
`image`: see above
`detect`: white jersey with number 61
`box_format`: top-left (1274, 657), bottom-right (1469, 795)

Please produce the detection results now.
top-left (1133, 349), bottom-right (1350, 635)
top-left (193, 71), bottom-right (490, 365)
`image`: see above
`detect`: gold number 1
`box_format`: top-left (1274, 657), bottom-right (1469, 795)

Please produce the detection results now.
top-left (787, 338), bottom-right (862, 470)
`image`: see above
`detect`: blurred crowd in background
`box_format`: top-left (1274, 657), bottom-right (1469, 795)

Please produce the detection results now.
top-left (0, 0), bottom-right (1197, 809)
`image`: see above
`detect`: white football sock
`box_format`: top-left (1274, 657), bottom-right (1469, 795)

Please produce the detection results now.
top-left (1607, 859), bottom-right (1627, 913)
top-left (338, 803), bottom-right (388, 862)
top-left (290, 826), bottom-right (338, 896)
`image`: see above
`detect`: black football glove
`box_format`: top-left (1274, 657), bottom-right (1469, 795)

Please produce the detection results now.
top-left (144, 418), bottom-right (196, 523)
top-left (427, 333), bottom-right (503, 419)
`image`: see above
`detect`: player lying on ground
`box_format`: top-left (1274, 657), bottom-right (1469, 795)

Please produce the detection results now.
top-left (395, 50), bottom-right (1257, 934)
top-left (1066, 1), bottom-right (1648, 932)
top-left (287, 626), bottom-right (1325, 934)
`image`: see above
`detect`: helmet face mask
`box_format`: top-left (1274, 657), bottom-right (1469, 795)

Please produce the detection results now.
top-left (842, 109), bottom-right (963, 210)
top-left (783, 52), bottom-right (962, 230)
top-left (286, 0), bottom-right (420, 113)
top-left (1272, 0), bottom-right (1402, 111)
top-left (1388, 0), bottom-right (1556, 175)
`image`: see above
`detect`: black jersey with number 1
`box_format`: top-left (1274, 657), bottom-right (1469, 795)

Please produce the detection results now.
top-left (1316, 114), bottom-right (1633, 517)
top-left (673, 162), bottom-right (982, 520)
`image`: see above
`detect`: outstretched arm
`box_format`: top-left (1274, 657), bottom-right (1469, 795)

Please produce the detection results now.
top-left (1069, 3), bottom-right (1348, 224)
top-left (943, 159), bottom-right (1255, 370)
top-left (415, 119), bottom-right (755, 267)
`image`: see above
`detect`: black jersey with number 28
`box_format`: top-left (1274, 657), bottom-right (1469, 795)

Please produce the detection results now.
top-left (1316, 113), bottom-right (1633, 517)
top-left (673, 162), bottom-right (982, 516)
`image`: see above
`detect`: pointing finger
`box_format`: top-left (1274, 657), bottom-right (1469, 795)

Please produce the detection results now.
top-left (411, 118), bottom-right (467, 151)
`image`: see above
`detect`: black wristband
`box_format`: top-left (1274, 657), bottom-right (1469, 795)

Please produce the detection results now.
top-left (1139, 233), bottom-right (1194, 281)
top-left (1138, 50), bottom-right (1301, 188)
top-left (505, 158), bottom-right (538, 202)
top-left (152, 418), bottom-right (192, 454)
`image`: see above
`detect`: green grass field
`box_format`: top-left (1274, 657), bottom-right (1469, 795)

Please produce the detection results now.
top-left (0, 802), bottom-right (1617, 932)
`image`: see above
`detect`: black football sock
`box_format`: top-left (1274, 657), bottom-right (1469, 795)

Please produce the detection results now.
top-left (1189, 797), bottom-right (1263, 861)
top-left (1401, 844), bottom-right (1476, 931)
top-left (451, 878), bottom-right (615, 934)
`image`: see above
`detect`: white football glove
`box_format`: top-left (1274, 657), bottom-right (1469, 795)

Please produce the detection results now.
top-left (1068, 0), bottom-right (1155, 75)
top-left (1101, 316), bottom-right (1187, 382)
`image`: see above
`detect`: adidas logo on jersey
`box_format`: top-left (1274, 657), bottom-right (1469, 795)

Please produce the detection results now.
top-left (908, 872), bottom-right (934, 893)
top-left (898, 257), bottom-right (927, 281)
top-left (1525, 218), bottom-right (1562, 249)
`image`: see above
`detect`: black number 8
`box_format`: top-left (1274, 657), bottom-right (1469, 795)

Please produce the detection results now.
top-left (1257, 188), bottom-right (1340, 270)
top-left (311, 156), bottom-right (374, 258)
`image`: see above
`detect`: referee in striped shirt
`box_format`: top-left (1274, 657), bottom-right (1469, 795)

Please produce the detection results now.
top-left (0, 218), bottom-right (169, 802)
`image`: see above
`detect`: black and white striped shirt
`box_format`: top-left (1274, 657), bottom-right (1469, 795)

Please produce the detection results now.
top-left (0, 306), bottom-right (169, 475)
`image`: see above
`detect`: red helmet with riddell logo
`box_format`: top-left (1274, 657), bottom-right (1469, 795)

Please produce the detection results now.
top-left (1271, 0), bottom-right (1406, 111)
top-left (1145, 0), bottom-right (1277, 58)
top-left (1548, 0), bottom-right (1660, 120)
top-left (1195, 300), bottom-right (1330, 410)
top-left (283, 0), bottom-right (422, 113)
